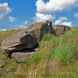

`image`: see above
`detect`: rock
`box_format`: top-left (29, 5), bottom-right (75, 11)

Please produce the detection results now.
top-left (11, 33), bottom-right (38, 52)
top-left (55, 25), bottom-right (70, 36)
top-left (1, 29), bottom-right (28, 51)
top-left (11, 52), bottom-right (33, 62)
top-left (1, 20), bottom-right (54, 52)
top-left (27, 20), bottom-right (54, 41)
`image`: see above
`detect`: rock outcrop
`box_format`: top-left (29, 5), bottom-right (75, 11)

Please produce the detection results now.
top-left (27, 20), bottom-right (54, 41)
top-left (1, 20), bottom-right (54, 52)
top-left (1, 21), bottom-right (71, 59)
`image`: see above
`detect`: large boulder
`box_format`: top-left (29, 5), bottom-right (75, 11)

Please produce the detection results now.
top-left (1, 29), bottom-right (28, 51)
top-left (27, 20), bottom-right (54, 41)
top-left (10, 33), bottom-right (38, 52)
top-left (1, 20), bottom-right (53, 52)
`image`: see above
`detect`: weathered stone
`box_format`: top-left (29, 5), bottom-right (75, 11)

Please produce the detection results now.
top-left (11, 33), bottom-right (38, 52)
top-left (11, 52), bottom-right (33, 62)
top-left (1, 20), bottom-right (53, 52)
top-left (55, 25), bottom-right (70, 36)
top-left (27, 20), bottom-right (54, 41)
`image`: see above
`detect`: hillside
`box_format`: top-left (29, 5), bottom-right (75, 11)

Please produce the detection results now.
top-left (0, 27), bottom-right (78, 78)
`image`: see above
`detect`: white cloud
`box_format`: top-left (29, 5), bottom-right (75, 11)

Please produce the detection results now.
top-left (16, 20), bottom-right (29, 29)
top-left (0, 2), bottom-right (11, 13)
top-left (0, 2), bottom-right (11, 21)
top-left (60, 21), bottom-right (72, 26)
top-left (35, 0), bottom-right (78, 22)
top-left (55, 17), bottom-right (68, 24)
top-left (59, 17), bottom-right (68, 21)
top-left (36, 13), bottom-right (52, 21)
top-left (36, 0), bottom-right (78, 13)
top-left (55, 17), bottom-right (72, 27)
top-left (0, 2), bottom-right (11, 15)
top-left (0, 2), bottom-right (16, 23)
top-left (9, 16), bottom-right (16, 23)
top-left (74, 13), bottom-right (78, 18)
top-left (0, 28), bottom-right (7, 31)
top-left (24, 20), bottom-right (28, 25)
top-left (0, 14), bottom-right (6, 20)
top-left (36, 0), bottom-right (46, 13)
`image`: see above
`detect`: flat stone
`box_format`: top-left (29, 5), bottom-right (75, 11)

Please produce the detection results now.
top-left (11, 52), bottom-right (34, 62)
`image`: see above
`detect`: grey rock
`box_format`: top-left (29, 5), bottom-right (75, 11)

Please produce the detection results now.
top-left (11, 52), bottom-right (33, 62)
top-left (11, 33), bottom-right (38, 51)
top-left (1, 20), bottom-right (53, 52)
top-left (55, 25), bottom-right (70, 36)
top-left (28, 20), bottom-right (54, 41)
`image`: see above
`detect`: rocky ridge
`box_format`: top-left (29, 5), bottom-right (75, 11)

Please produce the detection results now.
top-left (1, 20), bottom-right (70, 60)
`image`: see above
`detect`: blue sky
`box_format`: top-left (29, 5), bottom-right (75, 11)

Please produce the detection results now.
top-left (0, 0), bottom-right (35, 29)
top-left (0, 0), bottom-right (78, 29)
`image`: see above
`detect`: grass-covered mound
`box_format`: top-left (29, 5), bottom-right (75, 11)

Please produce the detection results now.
top-left (0, 28), bottom-right (78, 78)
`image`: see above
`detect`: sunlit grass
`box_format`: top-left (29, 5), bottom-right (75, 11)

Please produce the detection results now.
top-left (0, 28), bottom-right (78, 78)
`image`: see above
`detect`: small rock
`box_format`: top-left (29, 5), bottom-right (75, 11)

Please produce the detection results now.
top-left (11, 52), bottom-right (33, 62)
top-left (55, 25), bottom-right (70, 36)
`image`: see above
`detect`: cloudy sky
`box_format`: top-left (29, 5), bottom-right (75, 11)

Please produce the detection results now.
top-left (0, 0), bottom-right (78, 29)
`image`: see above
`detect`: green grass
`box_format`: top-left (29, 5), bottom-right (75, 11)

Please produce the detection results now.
top-left (0, 28), bottom-right (78, 78)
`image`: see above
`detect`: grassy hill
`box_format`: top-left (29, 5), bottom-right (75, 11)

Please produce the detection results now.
top-left (0, 28), bottom-right (78, 78)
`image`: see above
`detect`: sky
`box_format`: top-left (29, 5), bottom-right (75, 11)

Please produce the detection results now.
top-left (0, 0), bottom-right (78, 29)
